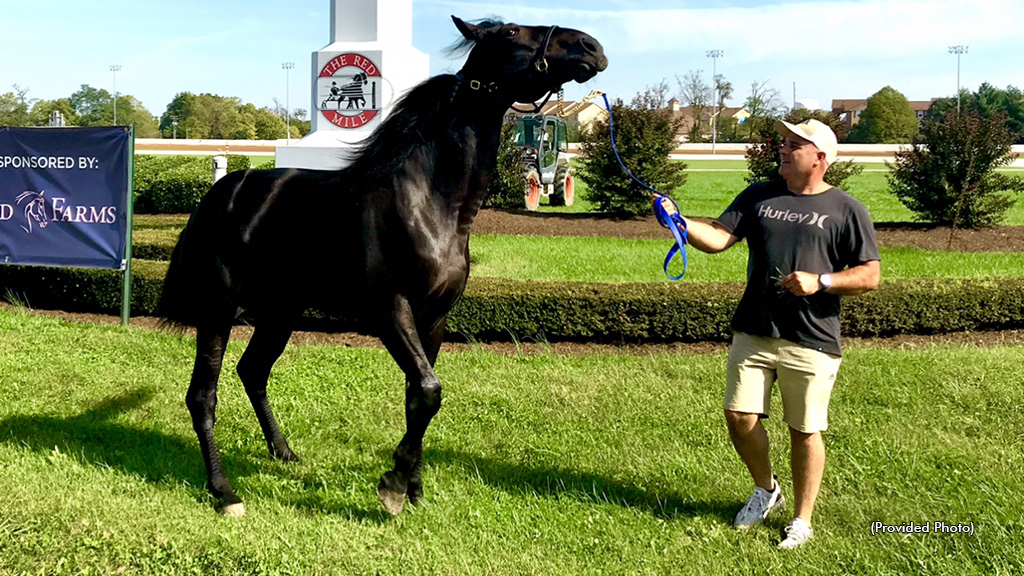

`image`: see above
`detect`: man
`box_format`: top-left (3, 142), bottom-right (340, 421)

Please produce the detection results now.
top-left (683, 119), bottom-right (880, 549)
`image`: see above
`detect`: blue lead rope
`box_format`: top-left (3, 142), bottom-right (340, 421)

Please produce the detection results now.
top-left (602, 94), bottom-right (688, 280)
top-left (652, 194), bottom-right (689, 280)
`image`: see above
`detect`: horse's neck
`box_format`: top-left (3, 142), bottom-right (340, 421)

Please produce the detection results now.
top-left (439, 82), bottom-right (506, 235)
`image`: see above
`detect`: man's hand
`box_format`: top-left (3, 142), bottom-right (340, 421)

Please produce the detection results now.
top-left (779, 271), bottom-right (823, 296)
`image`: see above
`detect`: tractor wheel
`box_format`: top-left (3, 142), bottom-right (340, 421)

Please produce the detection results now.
top-left (551, 163), bottom-right (574, 207)
top-left (523, 167), bottom-right (542, 211)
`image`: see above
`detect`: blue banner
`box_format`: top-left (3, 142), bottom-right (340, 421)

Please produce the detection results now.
top-left (0, 127), bottom-right (131, 270)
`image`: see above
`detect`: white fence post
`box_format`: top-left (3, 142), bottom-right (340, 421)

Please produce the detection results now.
top-left (212, 155), bottom-right (228, 183)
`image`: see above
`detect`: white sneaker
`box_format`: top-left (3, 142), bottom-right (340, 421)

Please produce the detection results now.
top-left (778, 518), bottom-right (814, 549)
top-left (733, 477), bottom-right (785, 530)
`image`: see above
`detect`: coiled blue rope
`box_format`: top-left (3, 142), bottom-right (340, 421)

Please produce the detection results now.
top-left (601, 94), bottom-right (688, 280)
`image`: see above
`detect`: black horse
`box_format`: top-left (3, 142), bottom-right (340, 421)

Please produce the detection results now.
top-left (160, 16), bottom-right (607, 516)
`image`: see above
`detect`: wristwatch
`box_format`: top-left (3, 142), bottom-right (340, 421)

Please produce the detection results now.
top-left (818, 273), bottom-right (833, 290)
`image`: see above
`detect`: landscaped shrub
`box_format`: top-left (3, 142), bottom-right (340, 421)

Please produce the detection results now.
top-left (226, 154), bottom-right (250, 173)
top-left (134, 154), bottom-right (254, 214)
top-left (2, 262), bottom-right (1022, 343)
top-left (134, 155), bottom-right (204, 212)
top-left (484, 120), bottom-right (527, 210)
top-left (888, 110), bottom-right (1024, 228)
top-left (577, 84), bottom-right (687, 216)
top-left (146, 160), bottom-right (212, 214)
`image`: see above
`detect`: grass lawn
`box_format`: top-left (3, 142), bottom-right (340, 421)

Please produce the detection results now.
top-left (0, 309), bottom-right (1021, 574)
top-left (467, 235), bottom-right (1024, 283)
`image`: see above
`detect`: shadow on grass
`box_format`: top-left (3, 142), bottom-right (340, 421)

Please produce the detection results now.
top-left (423, 447), bottom-right (738, 523)
top-left (0, 389), bottom-right (256, 503)
top-left (0, 390), bottom-right (736, 523)
top-left (0, 389), bottom-right (392, 520)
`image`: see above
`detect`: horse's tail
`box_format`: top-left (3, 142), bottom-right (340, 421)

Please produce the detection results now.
top-left (158, 177), bottom-right (235, 330)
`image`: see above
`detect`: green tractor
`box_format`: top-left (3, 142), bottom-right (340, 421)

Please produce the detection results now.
top-left (515, 115), bottom-right (574, 210)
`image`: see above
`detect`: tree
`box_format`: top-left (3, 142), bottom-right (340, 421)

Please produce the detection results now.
top-left (577, 82), bottom-right (687, 216)
top-left (484, 120), bottom-right (525, 209)
top-left (927, 84), bottom-right (1024, 143)
top-left (238, 103), bottom-right (290, 140)
top-left (677, 70), bottom-right (711, 143)
top-left (714, 74), bottom-right (733, 111)
top-left (888, 110), bottom-right (1024, 230)
top-left (847, 86), bottom-right (918, 143)
top-left (745, 109), bottom-right (863, 190)
top-left (68, 84), bottom-right (159, 135)
top-left (29, 98), bottom-right (79, 126)
top-left (742, 79), bottom-right (785, 140)
top-left (0, 85), bottom-right (35, 126)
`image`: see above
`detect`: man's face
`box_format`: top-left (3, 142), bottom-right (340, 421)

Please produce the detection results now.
top-left (778, 133), bottom-right (825, 179)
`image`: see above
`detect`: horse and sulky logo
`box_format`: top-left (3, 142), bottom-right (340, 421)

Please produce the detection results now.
top-left (317, 53), bottom-right (381, 129)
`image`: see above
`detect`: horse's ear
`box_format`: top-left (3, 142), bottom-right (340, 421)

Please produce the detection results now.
top-left (452, 16), bottom-right (484, 42)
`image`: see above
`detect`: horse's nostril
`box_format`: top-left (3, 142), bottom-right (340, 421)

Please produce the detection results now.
top-left (579, 36), bottom-right (599, 54)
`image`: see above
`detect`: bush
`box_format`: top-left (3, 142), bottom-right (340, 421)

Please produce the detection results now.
top-left (146, 160), bottom-right (212, 214)
top-left (134, 154), bottom-right (254, 214)
top-left (745, 109), bottom-right (863, 190)
top-left (226, 154), bottom-right (251, 173)
top-left (484, 120), bottom-right (527, 209)
top-left (576, 85), bottom-right (687, 216)
top-left (888, 111), bottom-right (1024, 228)
top-left (134, 155), bottom-right (203, 212)
top-left (2, 263), bottom-right (1023, 342)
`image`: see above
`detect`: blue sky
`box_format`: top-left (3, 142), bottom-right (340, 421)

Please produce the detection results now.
top-left (2, 0), bottom-right (1021, 120)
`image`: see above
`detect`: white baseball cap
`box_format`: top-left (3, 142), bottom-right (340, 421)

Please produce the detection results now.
top-left (774, 119), bottom-right (839, 165)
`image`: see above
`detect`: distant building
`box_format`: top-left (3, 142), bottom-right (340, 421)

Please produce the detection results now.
top-left (668, 97), bottom-right (750, 142)
top-left (832, 98), bottom-right (938, 130)
top-left (504, 100), bottom-right (608, 138)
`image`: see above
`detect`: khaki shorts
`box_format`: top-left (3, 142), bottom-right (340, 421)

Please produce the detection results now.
top-left (724, 332), bottom-right (842, 433)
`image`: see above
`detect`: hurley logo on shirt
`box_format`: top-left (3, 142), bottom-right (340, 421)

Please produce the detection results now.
top-left (757, 204), bottom-right (830, 229)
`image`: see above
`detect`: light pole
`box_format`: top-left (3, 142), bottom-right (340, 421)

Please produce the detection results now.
top-left (706, 49), bottom-right (724, 153)
top-left (110, 64), bottom-right (122, 125)
top-left (282, 62), bottom-right (295, 143)
top-left (171, 115), bottom-right (178, 139)
top-left (948, 45), bottom-right (968, 113)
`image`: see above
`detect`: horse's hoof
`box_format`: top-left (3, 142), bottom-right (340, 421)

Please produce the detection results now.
top-left (407, 482), bottom-right (424, 506)
top-left (218, 502), bottom-right (246, 517)
top-left (271, 444), bottom-right (300, 463)
top-left (377, 472), bottom-right (406, 516)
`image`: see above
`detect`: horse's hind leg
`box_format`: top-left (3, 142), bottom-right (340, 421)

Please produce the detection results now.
top-left (185, 319), bottom-right (245, 516)
top-left (237, 324), bottom-right (298, 462)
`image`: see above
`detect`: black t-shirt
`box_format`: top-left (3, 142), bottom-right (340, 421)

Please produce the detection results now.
top-left (714, 180), bottom-right (880, 356)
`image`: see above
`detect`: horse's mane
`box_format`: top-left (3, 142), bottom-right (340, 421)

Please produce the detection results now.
top-left (337, 18), bottom-right (507, 184)
top-left (339, 75), bottom-right (462, 183)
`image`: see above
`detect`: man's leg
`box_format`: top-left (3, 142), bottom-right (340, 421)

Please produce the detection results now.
top-left (789, 427), bottom-right (825, 523)
top-left (725, 410), bottom-right (774, 491)
top-left (776, 342), bottom-right (840, 527)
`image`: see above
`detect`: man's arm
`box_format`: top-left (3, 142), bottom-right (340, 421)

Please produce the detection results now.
top-left (683, 217), bottom-right (740, 254)
top-left (779, 260), bottom-right (881, 297)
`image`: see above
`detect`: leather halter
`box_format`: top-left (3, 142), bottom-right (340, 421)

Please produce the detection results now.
top-left (456, 25), bottom-right (560, 114)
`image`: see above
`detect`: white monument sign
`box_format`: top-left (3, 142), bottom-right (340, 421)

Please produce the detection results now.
top-left (276, 0), bottom-right (429, 170)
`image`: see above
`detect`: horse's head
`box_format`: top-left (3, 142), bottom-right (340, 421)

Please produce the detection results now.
top-left (452, 16), bottom-right (607, 107)
top-left (15, 190), bottom-right (49, 232)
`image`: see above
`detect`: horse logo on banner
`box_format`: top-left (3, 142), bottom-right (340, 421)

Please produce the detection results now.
top-left (15, 190), bottom-right (49, 234)
top-left (317, 53), bottom-right (381, 129)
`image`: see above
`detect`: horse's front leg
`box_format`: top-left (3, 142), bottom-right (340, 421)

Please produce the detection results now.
top-left (376, 296), bottom-right (445, 515)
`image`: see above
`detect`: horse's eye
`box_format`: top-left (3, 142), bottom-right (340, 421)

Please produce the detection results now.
top-left (507, 27), bottom-right (519, 37)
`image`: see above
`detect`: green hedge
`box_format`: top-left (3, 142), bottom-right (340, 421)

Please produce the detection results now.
top-left (134, 154), bottom-right (251, 214)
top-left (1, 262), bottom-right (1022, 343)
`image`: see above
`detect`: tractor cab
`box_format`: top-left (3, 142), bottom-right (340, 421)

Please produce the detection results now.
top-left (514, 115), bottom-right (574, 210)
